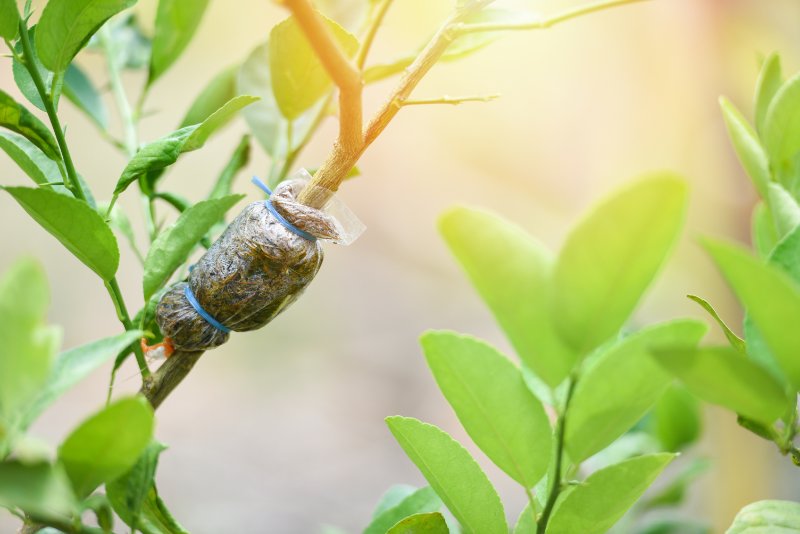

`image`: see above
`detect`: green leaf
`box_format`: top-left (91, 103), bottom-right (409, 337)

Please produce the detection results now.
top-left (208, 135), bottom-right (250, 200)
top-left (0, 89), bottom-right (61, 160)
top-left (752, 201), bottom-right (779, 258)
top-left (386, 417), bottom-right (507, 534)
top-left (0, 258), bottom-right (58, 426)
top-left (0, 461), bottom-right (77, 520)
top-left (755, 54), bottom-right (782, 136)
top-left (386, 512), bottom-right (449, 534)
top-left (421, 330), bottom-right (551, 487)
top-left (269, 13), bottom-right (358, 119)
top-left (113, 96), bottom-right (258, 195)
top-left (109, 483), bottom-right (189, 534)
top-left (651, 384), bottom-right (702, 451)
top-left (371, 485), bottom-right (418, 519)
top-left (643, 457), bottom-right (710, 509)
top-left (63, 62), bottom-right (108, 129)
top-left (763, 72), bottom-right (800, 188)
top-left (96, 12), bottom-right (151, 70)
top-left (552, 174), bottom-right (688, 355)
top-left (58, 396), bottom-right (154, 498)
top-left (107, 441), bottom-right (167, 531)
top-left (3, 187), bottom-right (119, 280)
top-left (20, 330), bottom-right (143, 430)
top-left (148, 0), bottom-right (210, 85)
top-left (767, 182), bottom-right (800, 238)
top-left (364, 486), bottom-right (442, 534)
top-left (0, 131), bottom-right (66, 193)
top-left (180, 65), bottom-right (238, 128)
top-left (704, 238), bottom-right (800, 390)
top-left (546, 453), bottom-right (676, 534)
top-left (720, 97), bottom-right (771, 198)
top-left (652, 345), bottom-right (788, 424)
top-left (513, 503), bottom-right (536, 534)
top-left (142, 194), bottom-right (243, 299)
top-left (36, 0), bottom-right (137, 73)
top-left (565, 319), bottom-right (707, 463)
top-left (99, 201), bottom-right (144, 263)
top-left (439, 206), bottom-right (575, 386)
top-left (12, 26), bottom-right (59, 112)
top-left (687, 294), bottom-right (746, 353)
top-left (238, 42), bottom-right (283, 156)
top-left (0, 0), bottom-right (19, 40)
top-left (640, 520), bottom-right (711, 534)
top-left (727, 500), bottom-right (800, 533)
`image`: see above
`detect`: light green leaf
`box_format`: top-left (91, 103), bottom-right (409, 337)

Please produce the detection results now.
top-left (142, 194), bottom-right (243, 299)
top-left (0, 0), bottom-right (19, 40)
top-left (208, 135), bottom-right (250, 200)
top-left (36, 0), bottom-right (137, 73)
top-left (763, 72), bottom-right (800, 188)
top-left (0, 131), bottom-right (66, 192)
top-left (3, 187), bottom-right (119, 280)
top-left (20, 330), bottom-right (144, 430)
top-left (768, 182), bottom-right (800, 238)
top-left (752, 201), bottom-right (778, 259)
top-left (652, 345), bottom-right (788, 424)
top-left (238, 42), bottom-right (284, 156)
top-left (704, 238), bottom-right (800, 390)
top-left (0, 461), bottom-right (77, 521)
top-left (180, 65), bottom-right (238, 128)
top-left (546, 453), bottom-right (676, 534)
top-left (99, 200), bottom-right (143, 263)
top-left (687, 294), bottom-right (746, 353)
top-left (566, 319), bottom-right (707, 463)
top-left (0, 89), bottom-right (61, 160)
top-left (364, 486), bottom-right (442, 534)
top-left (12, 26), bottom-right (58, 112)
top-left (314, 0), bottom-right (368, 32)
top-left (643, 457), bottom-right (710, 509)
top-left (755, 54), bottom-right (782, 136)
top-left (421, 330), bottom-right (551, 487)
top-left (64, 62), bottom-right (108, 129)
top-left (720, 97), bottom-right (771, 198)
top-left (439, 206), bottom-right (574, 386)
top-left (513, 503), bottom-right (536, 534)
top-left (727, 500), bottom-right (800, 533)
top-left (651, 384), bottom-right (702, 452)
top-left (386, 416), bottom-right (507, 534)
top-left (269, 13), bottom-right (358, 119)
top-left (58, 396), bottom-right (154, 498)
top-left (107, 440), bottom-right (167, 531)
top-left (113, 96), bottom-right (257, 195)
top-left (386, 512), bottom-right (449, 534)
top-left (552, 174), bottom-right (688, 355)
top-left (371, 485), bottom-right (418, 519)
top-left (148, 0), bottom-right (210, 85)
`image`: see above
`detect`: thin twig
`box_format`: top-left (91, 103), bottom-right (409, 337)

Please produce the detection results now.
top-left (398, 93), bottom-right (500, 106)
top-left (356, 0), bottom-right (394, 69)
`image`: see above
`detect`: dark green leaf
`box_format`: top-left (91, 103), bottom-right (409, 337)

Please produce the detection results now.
top-left (727, 500), bottom-right (800, 533)
top-left (552, 174), bottom-right (688, 355)
top-left (269, 13), bottom-right (358, 119)
top-left (0, 461), bottom-right (77, 520)
top-left (705, 238), bottom-right (800, 390)
top-left (0, 0), bottom-right (19, 40)
top-left (3, 187), bottom-right (119, 280)
top-left (0, 131), bottom-right (66, 193)
top-left (148, 0), bottom-right (210, 85)
top-left (0, 89), bottom-right (61, 160)
top-left (107, 441), bottom-right (167, 531)
top-left (64, 62), bottom-right (108, 129)
top-left (142, 194), bottom-right (243, 299)
top-left (755, 54), bottom-right (782, 136)
top-left (720, 97), bottom-right (771, 198)
top-left (36, 0), bottom-right (137, 73)
top-left (546, 453), bottom-right (676, 534)
top-left (364, 486), bottom-right (442, 534)
top-left (20, 330), bottom-right (143, 430)
top-left (651, 384), bottom-right (702, 451)
top-left (687, 294), bottom-right (746, 353)
top-left (421, 330), bottom-right (551, 487)
top-left (652, 345), bottom-right (789, 424)
top-left (386, 416), bottom-right (507, 534)
top-left (113, 96), bottom-right (258, 195)
top-left (386, 512), bottom-right (448, 534)
top-left (763, 72), bottom-right (800, 188)
top-left (566, 319), bottom-right (707, 462)
top-left (180, 65), bottom-right (238, 128)
top-left (208, 135), bottom-right (250, 200)
top-left (58, 396), bottom-right (154, 498)
top-left (439, 206), bottom-right (574, 387)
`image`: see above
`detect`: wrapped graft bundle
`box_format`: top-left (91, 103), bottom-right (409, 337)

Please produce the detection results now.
top-left (153, 171), bottom-right (363, 353)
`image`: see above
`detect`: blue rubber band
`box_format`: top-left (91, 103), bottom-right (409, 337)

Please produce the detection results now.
top-left (251, 176), bottom-right (317, 242)
top-left (184, 284), bottom-right (230, 334)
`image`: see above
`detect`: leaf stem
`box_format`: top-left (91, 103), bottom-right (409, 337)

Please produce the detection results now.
top-left (537, 377), bottom-right (576, 534)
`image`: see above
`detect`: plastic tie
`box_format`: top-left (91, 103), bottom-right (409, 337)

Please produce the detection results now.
top-left (251, 176), bottom-right (317, 242)
top-left (184, 284), bottom-right (230, 334)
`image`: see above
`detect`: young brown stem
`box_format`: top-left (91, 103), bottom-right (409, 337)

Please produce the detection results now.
top-left (140, 350), bottom-right (204, 409)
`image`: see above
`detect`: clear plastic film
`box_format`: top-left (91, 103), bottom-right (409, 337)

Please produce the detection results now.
top-left (154, 170), bottom-right (364, 352)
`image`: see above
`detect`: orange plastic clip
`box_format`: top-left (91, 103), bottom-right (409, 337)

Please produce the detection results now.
top-left (140, 337), bottom-right (175, 359)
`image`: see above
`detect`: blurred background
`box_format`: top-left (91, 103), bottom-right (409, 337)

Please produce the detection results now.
top-left (2, 0), bottom-right (800, 531)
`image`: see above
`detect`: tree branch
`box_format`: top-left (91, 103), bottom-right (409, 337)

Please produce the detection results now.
top-left (140, 350), bottom-right (204, 409)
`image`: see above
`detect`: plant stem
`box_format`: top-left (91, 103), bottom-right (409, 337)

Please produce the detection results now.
top-left (537, 378), bottom-right (576, 534)
top-left (399, 94), bottom-right (500, 106)
top-left (356, 0), bottom-right (394, 69)
top-left (98, 25), bottom-right (138, 156)
top-left (105, 278), bottom-right (149, 376)
top-left (140, 350), bottom-right (204, 408)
